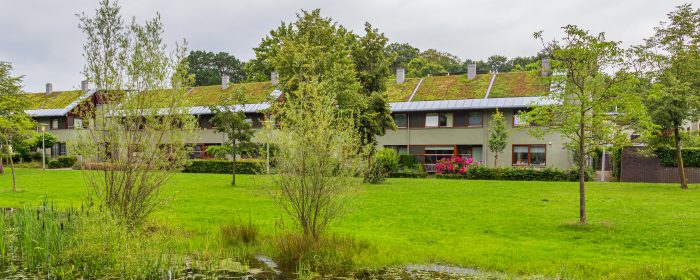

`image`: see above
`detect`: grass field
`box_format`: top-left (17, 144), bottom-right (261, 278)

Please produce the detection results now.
top-left (1, 168), bottom-right (700, 279)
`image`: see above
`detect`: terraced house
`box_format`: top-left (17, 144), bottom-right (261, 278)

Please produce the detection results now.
top-left (23, 59), bottom-right (573, 171)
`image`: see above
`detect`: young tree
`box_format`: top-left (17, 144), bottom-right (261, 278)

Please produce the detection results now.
top-left (637, 4), bottom-right (700, 189)
top-left (188, 50), bottom-right (245, 86)
top-left (525, 25), bottom-right (651, 224)
top-left (74, 0), bottom-right (196, 226)
top-left (208, 95), bottom-right (254, 186)
top-left (351, 23), bottom-right (396, 171)
top-left (264, 93), bottom-right (364, 239)
top-left (0, 60), bottom-right (35, 191)
top-left (488, 109), bottom-right (508, 166)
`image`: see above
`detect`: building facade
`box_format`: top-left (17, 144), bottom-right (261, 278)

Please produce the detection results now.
top-left (23, 60), bottom-right (574, 171)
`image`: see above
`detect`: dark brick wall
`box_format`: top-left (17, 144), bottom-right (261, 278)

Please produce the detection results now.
top-left (620, 146), bottom-right (700, 183)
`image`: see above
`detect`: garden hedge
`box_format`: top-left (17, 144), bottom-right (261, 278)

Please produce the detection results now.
top-left (655, 147), bottom-right (700, 167)
top-left (183, 159), bottom-right (263, 174)
top-left (435, 166), bottom-right (593, 181)
top-left (48, 156), bottom-right (78, 169)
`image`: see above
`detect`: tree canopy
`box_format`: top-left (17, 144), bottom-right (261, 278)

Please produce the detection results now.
top-left (188, 50), bottom-right (245, 86)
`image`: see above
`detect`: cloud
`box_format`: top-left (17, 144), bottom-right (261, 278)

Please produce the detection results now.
top-left (0, 0), bottom-right (692, 91)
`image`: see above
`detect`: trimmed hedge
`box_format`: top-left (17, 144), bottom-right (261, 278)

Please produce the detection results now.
top-left (183, 159), bottom-right (263, 174)
top-left (387, 172), bottom-right (428, 178)
top-left (398, 154), bottom-right (420, 168)
top-left (436, 166), bottom-right (593, 181)
top-left (48, 156), bottom-right (78, 169)
top-left (656, 147), bottom-right (700, 167)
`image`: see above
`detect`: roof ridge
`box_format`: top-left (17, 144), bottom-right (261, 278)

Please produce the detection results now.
top-left (484, 72), bottom-right (498, 99)
top-left (406, 78), bottom-right (424, 102)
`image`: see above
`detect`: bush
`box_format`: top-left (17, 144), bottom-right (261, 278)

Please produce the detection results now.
top-left (374, 148), bottom-right (399, 173)
top-left (48, 156), bottom-right (77, 169)
top-left (182, 159), bottom-right (263, 174)
top-left (387, 171), bottom-right (428, 178)
top-left (436, 165), bottom-right (593, 181)
top-left (655, 147), bottom-right (700, 167)
top-left (398, 154), bottom-right (420, 168)
top-left (271, 233), bottom-right (371, 277)
top-left (364, 160), bottom-right (385, 184)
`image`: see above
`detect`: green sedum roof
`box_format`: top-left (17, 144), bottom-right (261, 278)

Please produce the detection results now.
top-left (186, 82), bottom-right (276, 106)
top-left (385, 78), bottom-right (420, 102)
top-left (488, 71), bottom-right (549, 98)
top-left (411, 74), bottom-right (490, 101)
top-left (25, 90), bottom-right (84, 109)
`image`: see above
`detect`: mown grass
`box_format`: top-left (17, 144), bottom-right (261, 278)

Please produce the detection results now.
top-left (1, 168), bottom-right (700, 279)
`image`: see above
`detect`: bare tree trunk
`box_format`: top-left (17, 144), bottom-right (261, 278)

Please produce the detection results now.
top-left (6, 140), bottom-right (16, 192)
top-left (579, 112), bottom-right (587, 225)
top-left (674, 126), bottom-right (688, 189)
top-left (231, 140), bottom-right (236, 186)
top-left (494, 154), bottom-right (498, 167)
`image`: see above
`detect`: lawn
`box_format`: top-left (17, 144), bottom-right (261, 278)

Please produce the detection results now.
top-left (1, 168), bottom-right (700, 279)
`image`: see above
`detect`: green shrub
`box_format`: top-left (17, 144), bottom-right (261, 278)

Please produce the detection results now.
top-left (387, 171), bottom-right (428, 178)
top-left (364, 160), bottom-right (385, 184)
top-left (373, 148), bottom-right (399, 173)
top-left (436, 166), bottom-right (593, 181)
top-left (398, 154), bottom-right (420, 168)
top-left (47, 156), bottom-right (77, 169)
top-left (182, 159), bottom-right (263, 174)
top-left (655, 147), bottom-right (700, 167)
top-left (271, 233), bottom-right (371, 277)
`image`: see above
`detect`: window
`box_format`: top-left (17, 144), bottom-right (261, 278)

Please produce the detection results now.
top-left (513, 110), bottom-right (528, 127)
top-left (393, 113), bottom-right (407, 128)
top-left (384, 145), bottom-right (408, 154)
top-left (468, 111), bottom-right (483, 127)
top-left (52, 142), bottom-right (67, 156)
top-left (424, 146), bottom-right (454, 164)
top-left (457, 145), bottom-right (483, 162)
top-left (512, 144), bottom-right (546, 166)
top-left (73, 118), bottom-right (83, 129)
top-left (51, 118), bottom-right (59, 130)
top-left (425, 113), bottom-right (439, 127)
top-left (426, 112), bottom-right (452, 127)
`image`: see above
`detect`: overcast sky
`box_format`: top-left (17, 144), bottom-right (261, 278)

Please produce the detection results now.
top-left (1, 0), bottom-right (697, 92)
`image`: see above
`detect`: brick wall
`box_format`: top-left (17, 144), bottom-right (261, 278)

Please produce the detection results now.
top-left (620, 146), bottom-right (700, 183)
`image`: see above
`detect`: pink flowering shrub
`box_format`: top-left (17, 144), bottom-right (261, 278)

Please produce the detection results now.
top-left (435, 156), bottom-right (479, 175)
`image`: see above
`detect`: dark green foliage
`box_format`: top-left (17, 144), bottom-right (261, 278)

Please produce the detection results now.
top-left (188, 50), bottom-right (245, 86)
top-left (656, 147), bottom-right (700, 167)
top-left (47, 156), bottom-right (77, 169)
top-left (182, 159), bottom-right (262, 174)
top-left (363, 160), bottom-right (385, 184)
top-left (387, 172), bottom-right (428, 178)
top-left (612, 148), bottom-right (622, 178)
top-left (436, 166), bottom-right (593, 182)
top-left (398, 154), bottom-right (420, 168)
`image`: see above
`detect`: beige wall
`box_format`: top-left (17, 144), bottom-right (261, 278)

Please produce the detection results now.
top-left (377, 109), bottom-right (573, 169)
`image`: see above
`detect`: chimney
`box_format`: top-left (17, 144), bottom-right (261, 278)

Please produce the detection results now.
top-left (396, 68), bottom-right (405, 84)
top-left (271, 71), bottom-right (278, 86)
top-left (467, 64), bottom-right (476, 80)
top-left (45, 83), bottom-right (53, 95)
top-left (221, 75), bottom-right (230, 90)
top-left (81, 80), bottom-right (89, 93)
top-left (541, 58), bottom-right (551, 76)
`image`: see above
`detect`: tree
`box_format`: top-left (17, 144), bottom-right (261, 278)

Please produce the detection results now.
top-left (0, 60), bottom-right (35, 191)
top-left (524, 25), bottom-right (652, 225)
top-left (486, 55), bottom-right (509, 72)
top-left (188, 50), bottom-right (245, 86)
top-left (407, 57), bottom-right (446, 77)
top-left (488, 109), bottom-right (508, 166)
top-left (385, 42), bottom-right (419, 70)
top-left (351, 23), bottom-right (396, 170)
top-left (264, 93), bottom-right (364, 239)
top-left (75, 0), bottom-right (196, 226)
top-left (636, 4), bottom-right (700, 189)
top-left (419, 49), bottom-right (463, 73)
top-left (208, 95), bottom-right (254, 186)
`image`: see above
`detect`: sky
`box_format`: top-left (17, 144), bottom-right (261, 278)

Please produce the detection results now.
top-left (1, 0), bottom-right (697, 92)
